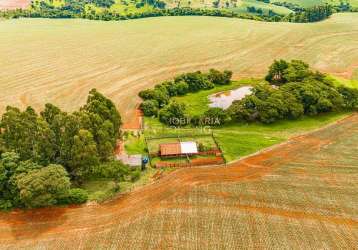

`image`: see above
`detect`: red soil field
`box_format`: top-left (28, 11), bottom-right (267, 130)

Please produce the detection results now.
top-left (122, 107), bottom-right (143, 130)
top-left (0, 0), bottom-right (31, 10)
top-left (0, 114), bottom-right (357, 249)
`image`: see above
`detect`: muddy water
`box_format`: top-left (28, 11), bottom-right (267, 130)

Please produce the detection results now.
top-left (209, 86), bottom-right (252, 109)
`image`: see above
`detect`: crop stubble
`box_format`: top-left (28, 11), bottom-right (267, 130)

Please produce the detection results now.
top-left (0, 114), bottom-right (357, 249)
top-left (0, 14), bottom-right (358, 125)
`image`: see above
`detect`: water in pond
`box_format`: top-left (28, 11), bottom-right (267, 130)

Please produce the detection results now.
top-left (209, 86), bottom-right (252, 109)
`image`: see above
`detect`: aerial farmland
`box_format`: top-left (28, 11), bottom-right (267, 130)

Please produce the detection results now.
top-left (0, 0), bottom-right (358, 249)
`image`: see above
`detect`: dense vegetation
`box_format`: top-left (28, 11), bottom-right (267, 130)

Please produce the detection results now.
top-left (1, 0), bottom-right (356, 23)
top-left (0, 5), bottom-right (279, 22)
top-left (228, 60), bottom-right (358, 123)
top-left (0, 89), bottom-right (137, 210)
top-left (139, 69), bottom-right (232, 125)
top-left (140, 60), bottom-right (358, 126)
top-left (282, 4), bottom-right (333, 22)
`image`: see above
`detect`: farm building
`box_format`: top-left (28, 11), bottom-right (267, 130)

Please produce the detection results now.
top-left (160, 141), bottom-right (198, 157)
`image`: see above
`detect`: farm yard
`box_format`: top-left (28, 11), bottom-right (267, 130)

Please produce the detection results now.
top-left (144, 109), bottom-right (352, 162)
top-left (0, 113), bottom-right (357, 249)
top-left (145, 133), bottom-right (224, 167)
top-left (0, 14), bottom-right (358, 125)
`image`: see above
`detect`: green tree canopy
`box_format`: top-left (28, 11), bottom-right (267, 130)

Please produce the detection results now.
top-left (70, 129), bottom-right (99, 181)
top-left (15, 164), bottom-right (71, 208)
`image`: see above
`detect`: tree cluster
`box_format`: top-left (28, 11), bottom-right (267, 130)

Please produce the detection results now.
top-left (283, 4), bottom-right (333, 22)
top-left (139, 69), bottom-right (233, 124)
top-left (0, 89), bottom-right (131, 209)
top-left (228, 60), bottom-right (358, 124)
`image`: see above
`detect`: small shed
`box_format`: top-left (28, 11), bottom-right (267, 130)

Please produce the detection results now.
top-left (160, 141), bottom-right (198, 157)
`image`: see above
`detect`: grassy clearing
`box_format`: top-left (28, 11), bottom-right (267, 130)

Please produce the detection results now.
top-left (124, 134), bottom-right (147, 155)
top-left (230, 0), bottom-right (293, 15)
top-left (172, 78), bottom-right (261, 116)
top-left (82, 167), bottom-right (157, 201)
top-left (1, 14), bottom-right (357, 122)
top-left (145, 111), bottom-right (351, 162)
top-left (215, 111), bottom-right (351, 161)
top-left (119, 167), bottom-right (157, 193)
top-left (81, 179), bottom-right (119, 202)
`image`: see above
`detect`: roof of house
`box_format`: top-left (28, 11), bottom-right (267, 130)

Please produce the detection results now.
top-left (180, 141), bottom-right (198, 154)
top-left (160, 141), bottom-right (198, 156)
top-left (160, 143), bottom-right (181, 156)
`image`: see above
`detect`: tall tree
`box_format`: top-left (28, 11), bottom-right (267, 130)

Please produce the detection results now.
top-left (0, 107), bottom-right (56, 165)
top-left (82, 89), bottom-right (121, 138)
top-left (265, 59), bottom-right (289, 85)
top-left (70, 129), bottom-right (99, 181)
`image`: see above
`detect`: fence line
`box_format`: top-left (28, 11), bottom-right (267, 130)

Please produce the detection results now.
top-left (155, 156), bottom-right (225, 168)
top-left (146, 133), bottom-right (213, 141)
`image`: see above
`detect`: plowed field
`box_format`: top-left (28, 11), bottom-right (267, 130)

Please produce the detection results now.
top-left (1, 14), bottom-right (358, 124)
top-left (0, 0), bottom-right (31, 10)
top-left (0, 114), bottom-right (357, 249)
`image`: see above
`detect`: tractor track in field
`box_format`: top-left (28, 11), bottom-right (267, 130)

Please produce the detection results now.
top-left (1, 14), bottom-right (358, 124)
top-left (0, 114), bottom-right (357, 248)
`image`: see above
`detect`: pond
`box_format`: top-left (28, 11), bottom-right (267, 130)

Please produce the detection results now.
top-left (209, 86), bottom-right (253, 109)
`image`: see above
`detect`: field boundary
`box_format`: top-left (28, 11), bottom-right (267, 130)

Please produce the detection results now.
top-left (225, 112), bottom-right (356, 164)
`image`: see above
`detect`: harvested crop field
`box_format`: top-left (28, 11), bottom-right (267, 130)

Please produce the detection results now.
top-left (0, 0), bottom-right (31, 10)
top-left (0, 14), bottom-right (358, 123)
top-left (0, 114), bottom-right (357, 249)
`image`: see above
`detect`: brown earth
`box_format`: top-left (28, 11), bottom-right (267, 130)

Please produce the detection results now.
top-left (1, 14), bottom-right (358, 124)
top-left (0, 114), bottom-right (357, 249)
top-left (0, 0), bottom-right (31, 10)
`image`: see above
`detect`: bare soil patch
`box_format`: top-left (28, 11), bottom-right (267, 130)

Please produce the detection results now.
top-left (0, 0), bottom-right (31, 10)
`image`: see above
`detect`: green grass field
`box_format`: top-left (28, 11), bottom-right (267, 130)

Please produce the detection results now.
top-left (229, 0), bottom-right (294, 15)
top-left (82, 167), bottom-right (158, 202)
top-left (145, 111), bottom-right (351, 162)
top-left (124, 134), bottom-right (147, 155)
top-left (272, 0), bottom-right (358, 8)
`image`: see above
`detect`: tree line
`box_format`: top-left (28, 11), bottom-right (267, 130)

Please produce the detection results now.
top-left (282, 4), bottom-right (333, 22)
top-left (2, 0), bottom-right (357, 23)
top-left (0, 89), bottom-right (137, 210)
top-left (0, 6), bottom-right (276, 22)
